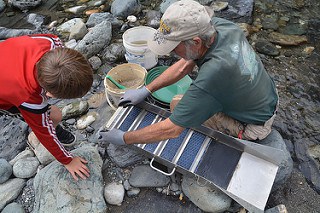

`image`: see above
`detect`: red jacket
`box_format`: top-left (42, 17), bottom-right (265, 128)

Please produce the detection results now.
top-left (0, 34), bottom-right (73, 164)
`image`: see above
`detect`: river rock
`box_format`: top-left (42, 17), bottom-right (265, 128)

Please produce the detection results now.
top-left (69, 19), bottom-right (88, 41)
top-left (269, 32), bottom-right (308, 46)
top-left (57, 18), bottom-right (84, 33)
top-left (210, 1), bottom-right (228, 12)
top-left (0, 178), bottom-right (26, 211)
top-left (86, 12), bottom-right (123, 28)
top-left (255, 39), bottom-right (280, 56)
top-left (145, 10), bottom-right (161, 28)
top-left (111, 0), bottom-right (141, 18)
top-left (75, 20), bottom-right (112, 58)
top-left (61, 100), bottom-right (89, 120)
top-left (0, 0), bottom-right (5, 13)
top-left (76, 112), bottom-right (97, 130)
top-left (0, 159), bottom-right (12, 184)
top-left (259, 129), bottom-right (293, 191)
top-left (215, 0), bottom-right (254, 24)
top-left (65, 5), bottom-right (87, 15)
top-left (8, 0), bottom-right (42, 11)
top-left (27, 131), bottom-right (55, 165)
top-left (102, 43), bottom-right (126, 63)
top-left (88, 56), bottom-right (102, 71)
top-left (33, 144), bottom-right (106, 213)
top-left (13, 157), bottom-right (39, 178)
top-left (9, 149), bottom-right (34, 166)
top-left (181, 175), bottom-right (232, 213)
top-left (0, 27), bottom-right (34, 40)
top-left (129, 165), bottom-right (170, 187)
top-left (0, 115), bottom-right (28, 162)
top-left (26, 13), bottom-right (46, 29)
top-left (106, 143), bottom-right (145, 167)
top-left (104, 182), bottom-right (125, 206)
top-left (2, 202), bottom-right (25, 213)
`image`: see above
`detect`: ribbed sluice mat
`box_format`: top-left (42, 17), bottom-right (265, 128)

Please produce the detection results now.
top-left (119, 107), bottom-right (141, 131)
top-left (160, 129), bottom-right (188, 161)
top-left (177, 131), bottom-right (208, 170)
top-left (137, 112), bottom-right (156, 129)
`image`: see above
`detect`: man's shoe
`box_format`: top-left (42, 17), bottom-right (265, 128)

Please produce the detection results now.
top-left (56, 125), bottom-right (76, 147)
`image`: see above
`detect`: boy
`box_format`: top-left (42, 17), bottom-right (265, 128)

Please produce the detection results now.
top-left (0, 34), bottom-right (93, 181)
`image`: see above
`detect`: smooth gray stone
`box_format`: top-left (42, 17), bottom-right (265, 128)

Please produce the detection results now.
top-left (2, 202), bottom-right (25, 213)
top-left (0, 159), bottom-right (12, 184)
top-left (129, 165), bottom-right (170, 188)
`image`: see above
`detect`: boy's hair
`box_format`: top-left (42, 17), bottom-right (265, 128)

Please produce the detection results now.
top-left (36, 48), bottom-right (93, 99)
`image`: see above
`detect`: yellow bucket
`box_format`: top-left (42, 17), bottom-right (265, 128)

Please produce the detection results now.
top-left (104, 63), bottom-right (147, 109)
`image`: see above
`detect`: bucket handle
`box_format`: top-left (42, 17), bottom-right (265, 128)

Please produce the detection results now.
top-left (106, 92), bottom-right (118, 111)
top-left (150, 157), bottom-right (176, 176)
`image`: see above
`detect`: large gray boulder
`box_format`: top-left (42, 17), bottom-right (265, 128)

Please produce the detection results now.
top-left (111, 0), bottom-right (141, 18)
top-left (259, 129), bottom-right (293, 191)
top-left (75, 21), bottom-right (112, 58)
top-left (33, 144), bottom-right (106, 213)
top-left (0, 115), bottom-right (28, 162)
top-left (181, 175), bottom-right (232, 213)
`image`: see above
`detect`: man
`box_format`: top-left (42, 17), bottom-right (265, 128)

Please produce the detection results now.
top-left (0, 34), bottom-right (93, 181)
top-left (99, 0), bottom-right (278, 145)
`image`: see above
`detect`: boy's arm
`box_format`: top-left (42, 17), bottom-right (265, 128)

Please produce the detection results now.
top-left (19, 108), bottom-right (89, 180)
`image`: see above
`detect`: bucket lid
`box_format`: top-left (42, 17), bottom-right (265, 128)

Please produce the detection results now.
top-left (145, 66), bottom-right (192, 104)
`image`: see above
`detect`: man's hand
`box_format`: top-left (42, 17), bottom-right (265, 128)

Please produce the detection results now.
top-left (98, 128), bottom-right (126, 146)
top-left (65, 156), bottom-right (90, 181)
top-left (118, 86), bottom-right (151, 107)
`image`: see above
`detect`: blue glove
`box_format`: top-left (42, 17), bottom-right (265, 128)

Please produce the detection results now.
top-left (118, 86), bottom-right (151, 107)
top-left (98, 128), bottom-right (126, 146)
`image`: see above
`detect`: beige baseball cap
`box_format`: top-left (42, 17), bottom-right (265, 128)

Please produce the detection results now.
top-left (148, 0), bottom-right (214, 56)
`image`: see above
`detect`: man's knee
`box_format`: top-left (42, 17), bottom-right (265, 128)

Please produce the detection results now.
top-left (170, 94), bottom-right (184, 112)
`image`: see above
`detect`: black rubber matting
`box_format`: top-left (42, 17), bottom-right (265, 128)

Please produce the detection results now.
top-left (195, 140), bottom-right (242, 189)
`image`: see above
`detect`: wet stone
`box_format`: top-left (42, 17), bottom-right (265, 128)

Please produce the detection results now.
top-left (210, 1), bottom-right (228, 12)
top-left (269, 32), bottom-right (308, 46)
top-left (9, 0), bottom-right (42, 11)
top-left (255, 40), bottom-right (280, 56)
top-left (129, 165), bottom-right (170, 188)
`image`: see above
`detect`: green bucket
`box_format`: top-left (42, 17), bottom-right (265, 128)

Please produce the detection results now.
top-left (145, 66), bottom-right (192, 104)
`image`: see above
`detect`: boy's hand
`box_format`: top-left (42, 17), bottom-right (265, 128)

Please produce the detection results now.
top-left (65, 156), bottom-right (90, 181)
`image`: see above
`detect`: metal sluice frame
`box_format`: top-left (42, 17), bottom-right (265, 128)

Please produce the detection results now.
top-left (105, 102), bottom-right (284, 213)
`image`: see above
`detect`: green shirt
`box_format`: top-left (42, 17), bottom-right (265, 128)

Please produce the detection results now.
top-left (169, 17), bottom-right (278, 128)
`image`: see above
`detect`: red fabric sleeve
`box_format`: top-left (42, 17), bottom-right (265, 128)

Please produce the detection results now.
top-left (20, 108), bottom-right (73, 165)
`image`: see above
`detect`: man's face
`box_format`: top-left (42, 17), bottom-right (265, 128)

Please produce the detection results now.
top-left (173, 40), bottom-right (200, 60)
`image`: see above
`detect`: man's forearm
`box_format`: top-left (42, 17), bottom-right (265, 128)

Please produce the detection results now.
top-left (123, 118), bottom-right (185, 145)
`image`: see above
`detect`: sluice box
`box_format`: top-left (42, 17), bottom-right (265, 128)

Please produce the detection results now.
top-left (105, 102), bottom-right (284, 213)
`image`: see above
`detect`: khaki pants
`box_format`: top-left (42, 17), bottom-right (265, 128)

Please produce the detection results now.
top-left (170, 95), bottom-right (277, 141)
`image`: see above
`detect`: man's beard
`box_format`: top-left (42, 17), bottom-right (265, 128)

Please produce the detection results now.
top-left (184, 45), bottom-right (199, 60)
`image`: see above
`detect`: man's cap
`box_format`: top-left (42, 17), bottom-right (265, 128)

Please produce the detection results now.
top-left (148, 0), bottom-right (214, 56)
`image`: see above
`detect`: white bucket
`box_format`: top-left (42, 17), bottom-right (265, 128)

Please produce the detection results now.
top-left (104, 63), bottom-right (147, 110)
top-left (122, 26), bottom-right (158, 70)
